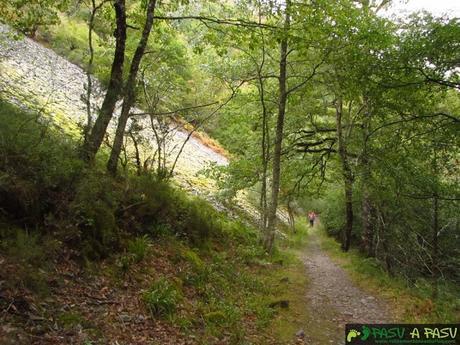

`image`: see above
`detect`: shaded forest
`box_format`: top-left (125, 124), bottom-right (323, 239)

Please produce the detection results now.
top-left (0, 0), bottom-right (459, 344)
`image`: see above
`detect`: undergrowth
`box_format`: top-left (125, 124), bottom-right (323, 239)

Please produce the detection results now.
top-left (0, 100), bottom-right (296, 344)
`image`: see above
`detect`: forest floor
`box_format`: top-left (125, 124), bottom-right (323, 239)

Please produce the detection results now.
top-left (300, 226), bottom-right (394, 345)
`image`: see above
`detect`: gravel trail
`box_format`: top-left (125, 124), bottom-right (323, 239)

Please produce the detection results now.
top-left (301, 228), bottom-right (393, 344)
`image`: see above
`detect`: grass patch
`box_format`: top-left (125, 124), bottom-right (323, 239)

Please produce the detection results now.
top-left (268, 249), bottom-right (310, 342)
top-left (281, 218), bottom-right (310, 249)
top-left (143, 278), bottom-right (183, 318)
top-left (127, 234), bottom-right (151, 263)
top-left (250, 218), bottom-right (312, 343)
top-left (57, 311), bottom-right (89, 330)
top-left (316, 225), bottom-right (460, 323)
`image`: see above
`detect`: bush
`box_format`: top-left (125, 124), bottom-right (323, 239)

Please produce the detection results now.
top-left (181, 198), bottom-right (214, 243)
top-left (71, 171), bottom-right (121, 259)
top-left (143, 278), bottom-right (182, 317)
top-left (122, 175), bottom-right (219, 244)
top-left (0, 101), bottom-right (83, 223)
top-left (317, 185), bottom-right (345, 237)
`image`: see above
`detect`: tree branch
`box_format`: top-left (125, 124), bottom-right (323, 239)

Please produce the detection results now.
top-left (130, 101), bottom-right (219, 117)
top-left (153, 15), bottom-right (277, 30)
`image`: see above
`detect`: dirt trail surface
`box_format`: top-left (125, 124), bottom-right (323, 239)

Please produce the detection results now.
top-left (301, 228), bottom-right (393, 344)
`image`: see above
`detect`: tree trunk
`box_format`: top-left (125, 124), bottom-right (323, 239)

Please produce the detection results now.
top-left (107, 0), bottom-right (157, 175)
top-left (430, 148), bottom-right (440, 298)
top-left (361, 97), bottom-right (373, 256)
top-left (263, 0), bottom-right (290, 253)
top-left (129, 128), bottom-right (142, 176)
top-left (377, 204), bottom-right (393, 275)
top-left (432, 193), bottom-right (439, 298)
top-left (257, 34), bottom-right (269, 234)
top-left (335, 98), bottom-right (354, 252)
top-left (83, 0), bottom-right (97, 144)
top-left (361, 183), bottom-right (372, 254)
top-left (81, 0), bottom-right (127, 162)
top-left (259, 95), bottom-right (269, 233)
top-left (287, 198), bottom-right (296, 232)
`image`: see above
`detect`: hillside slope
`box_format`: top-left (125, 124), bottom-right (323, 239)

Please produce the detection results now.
top-left (0, 24), bottom-right (306, 345)
top-left (0, 24), bottom-right (280, 223)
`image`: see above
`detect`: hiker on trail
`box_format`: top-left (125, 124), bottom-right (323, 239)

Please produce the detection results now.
top-left (308, 211), bottom-right (316, 227)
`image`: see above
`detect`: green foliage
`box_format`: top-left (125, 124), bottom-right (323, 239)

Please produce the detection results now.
top-left (117, 254), bottom-right (133, 274)
top-left (0, 97), bottom-right (303, 340)
top-left (122, 175), bottom-right (218, 245)
top-left (57, 311), bottom-right (87, 330)
top-left (283, 218), bottom-right (310, 249)
top-left (180, 248), bottom-right (204, 272)
top-left (203, 300), bottom-right (242, 331)
top-left (41, 16), bottom-right (113, 85)
top-left (1, 0), bottom-right (459, 339)
top-left (115, 234), bottom-right (151, 274)
top-left (143, 278), bottom-right (182, 317)
top-left (237, 243), bottom-right (266, 265)
top-left (71, 171), bottom-right (120, 259)
top-left (0, 101), bottom-right (83, 223)
top-left (127, 234), bottom-right (151, 263)
top-left (2, 228), bottom-right (45, 264)
top-left (0, 0), bottom-right (69, 36)
top-left (151, 223), bottom-right (174, 238)
top-left (316, 185), bottom-right (345, 238)
top-left (0, 101), bottom-right (231, 262)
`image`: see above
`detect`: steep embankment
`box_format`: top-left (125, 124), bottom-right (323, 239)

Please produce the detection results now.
top-left (0, 24), bottom-right (272, 221)
top-left (0, 95), bottom-right (296, 344)
top-left (0, 24), bottom-right (225, 185)
top-left (0, 25), bottom-right (302, 345)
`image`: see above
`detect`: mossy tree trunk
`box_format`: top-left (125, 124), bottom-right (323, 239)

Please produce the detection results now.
top-left (81, 0), bottom-right (127, 162)
top-left (263, 0), bottom-right (291, 253)
top-left (361, 97), bottom-right (374, 256)
top-left (335, 98), bottom-right (354, 252)
top-left (107, 0), bottom-right (158, 175)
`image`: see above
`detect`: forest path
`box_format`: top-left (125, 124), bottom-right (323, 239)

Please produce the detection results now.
top-left (300, 227), bottom-right (393, 344)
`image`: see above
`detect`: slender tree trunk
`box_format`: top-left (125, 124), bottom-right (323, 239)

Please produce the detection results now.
top-left (259, 89), bottom-right (269, 233)
top-left (377, 204), bottom-right (393, 275)
top-left (256, 4), bottom-right (269, 234)
top-left (287, 198), bottom-right (296, 232)
top-left (263, 0), bottom-right (290, 253)
top-left (361, 179), bottom-right (372, 254)
top-left (129, 128), bottom-right (142, 176)
top-left (361, 97), bottom-right (373, 256)
top-left (432, 193), bottom-right (439, 298)
top-left (258, 85), bottom-right (270, 233)
top-left (81, 0), bottom-right (127, 162)
top-left (107, 0), bottom-right (157, 175)
top-left (335, 98), bottom-right (354, 252)
top-left (431, 149), bottom-right (440, 298)
top-left (256, 30), bottom-right (269, 234)
top-left (83, 0), bottom-right (97, 144)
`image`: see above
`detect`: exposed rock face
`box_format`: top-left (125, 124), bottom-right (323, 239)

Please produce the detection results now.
top-left (0, 24), bottom-right (288, 224)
